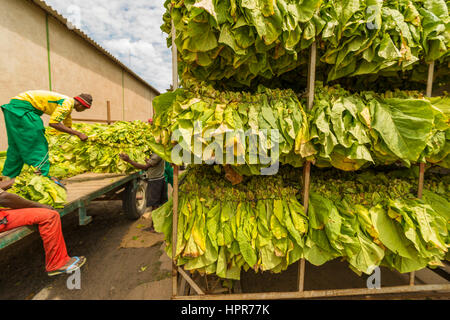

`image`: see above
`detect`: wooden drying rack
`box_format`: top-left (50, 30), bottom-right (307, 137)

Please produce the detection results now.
top-left (72, 101), bottom-right (119, 124)
top-left (168, 18), bottom-right (450, 300)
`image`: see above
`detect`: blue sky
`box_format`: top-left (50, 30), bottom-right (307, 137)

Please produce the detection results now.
top-left (43, 0), bottom-right (172, 92)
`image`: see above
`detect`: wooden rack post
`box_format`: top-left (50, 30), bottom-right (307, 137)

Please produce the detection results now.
top-left (298, 41), bottom-right (317, 292)
top-left (107, 101), bottom-right (112, 125)
top-left (410, 60), bottom-right (435, 286)
top-left (171, 16), bottom-right (179, 298)
top-left (172, 164), bottom-right (179, 296)
top-left (170, 16), bottom-right (205, 298)
top-left (171, 19), bottom-right (179, 91)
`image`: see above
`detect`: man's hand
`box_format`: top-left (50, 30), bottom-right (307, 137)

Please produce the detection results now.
top-left (50, 123), bottom-right (88, 142)
top-left (0, 178), bottom-right (15, 191)
top-left (77, 133), bottom-right (88, 141)
top-left (119, 153), bottom-right (131, 163)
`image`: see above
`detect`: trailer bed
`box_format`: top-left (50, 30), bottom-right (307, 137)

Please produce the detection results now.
top-left (0, 172), bottom-right (143, 250)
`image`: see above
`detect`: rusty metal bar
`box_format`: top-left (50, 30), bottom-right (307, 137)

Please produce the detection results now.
top-left (177, 267), bottom-right (205, 296)
top-left (173, 283), bottom-right (450, 300)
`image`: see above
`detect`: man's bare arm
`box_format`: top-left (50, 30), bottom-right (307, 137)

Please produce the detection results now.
top-left (128, 159), bottom-right (151, 170)
top-left (119, 153), bottom-right (151, 170)
top-left (49, 123), bottom-right (88, 141)
top-left (0, 192), bottom-right (53, 210)
top-left (0, 179), bottom-right (15, 191)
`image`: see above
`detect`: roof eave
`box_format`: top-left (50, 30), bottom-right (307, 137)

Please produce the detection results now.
top-left (32, 0), bottom-right (161, 95)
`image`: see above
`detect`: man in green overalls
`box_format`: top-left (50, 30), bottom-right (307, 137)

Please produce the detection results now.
top-left (1, 90), bottom-right (92, 181)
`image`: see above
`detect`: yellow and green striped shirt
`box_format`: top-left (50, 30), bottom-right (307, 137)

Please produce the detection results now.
top-left (13, 90), bottom-right (74, 127)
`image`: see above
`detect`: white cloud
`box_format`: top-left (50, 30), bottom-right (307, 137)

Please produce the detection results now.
top-left (44, 0), bottom-right (172, 92)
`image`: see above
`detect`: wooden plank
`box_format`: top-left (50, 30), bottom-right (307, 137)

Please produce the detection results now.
top-left (63, 173), bottom-right (128, 203)
top-left (0, 227), bottom-right (35, 250)
top-left (0, 228), bottom-right (28, 240)
top-left (177, 267), bottom-right (205, 296)
top-left (174, 284), bottom-right (450, 300)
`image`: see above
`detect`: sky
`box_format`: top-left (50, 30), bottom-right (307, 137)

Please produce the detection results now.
top-left (43, 0), bottom-right (172, 92)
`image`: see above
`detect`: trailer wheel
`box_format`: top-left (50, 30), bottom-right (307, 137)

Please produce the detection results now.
top-left (123, 178), bottom-right (147, 220)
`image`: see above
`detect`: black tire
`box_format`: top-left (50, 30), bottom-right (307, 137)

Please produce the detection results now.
top-left (122, 178), bottom-right (147, 220)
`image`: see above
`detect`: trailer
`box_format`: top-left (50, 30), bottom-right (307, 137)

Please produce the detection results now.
top-left (0, 171), bottom-right (147, 250)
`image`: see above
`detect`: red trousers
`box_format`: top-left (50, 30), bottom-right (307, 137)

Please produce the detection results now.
top-left (0, 208), bottom-right (71, 272)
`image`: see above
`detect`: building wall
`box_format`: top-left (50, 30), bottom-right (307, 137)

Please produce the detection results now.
top-left (0, 0), bottom-right (49, 150)
top-left (124, 72), bottom-right (156, 122)
top-left (0, 0), bottom-right (157, 151)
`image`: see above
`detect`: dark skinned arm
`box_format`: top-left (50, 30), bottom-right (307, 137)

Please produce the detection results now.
top-left (49, 123), bottom-right (88, 141)
top-left (119, 153), bottom-right (151, 170)
top-left (0, 179), bottom-right (15, 191)
top-left (0, 192), bottom-right (54, 210)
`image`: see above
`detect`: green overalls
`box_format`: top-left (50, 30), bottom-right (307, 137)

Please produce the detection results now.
top-left (1, 99), bottom-right (50, 178)
top-left (163, 161), bottom-right (174, 199)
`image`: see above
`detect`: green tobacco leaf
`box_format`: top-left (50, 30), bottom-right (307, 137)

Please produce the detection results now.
top-left (370, 98), bottom-right (434, 162)
top-left (370, 206), bottom-right (417, 260)
top-left (237, 228), bottom-right (258, 268)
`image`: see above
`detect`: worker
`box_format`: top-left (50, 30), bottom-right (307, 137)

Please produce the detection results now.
top-left (119, 152), bottom-right (168, 230)
top-left (0, 179), bottom-right (86, 276)
top-left (1, 90), bottom-right (93, 184)
top-left (147, 118), bottom-right (173, 198)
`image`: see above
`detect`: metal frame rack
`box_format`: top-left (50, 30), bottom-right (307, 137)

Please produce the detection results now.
top-left (168, 18), bottom-right (450, 299)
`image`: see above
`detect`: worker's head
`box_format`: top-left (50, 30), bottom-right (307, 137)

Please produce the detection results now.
top-left (74, 94), bottom-right (93, 112)
top-left (148, 118), bottom-right (153, 125)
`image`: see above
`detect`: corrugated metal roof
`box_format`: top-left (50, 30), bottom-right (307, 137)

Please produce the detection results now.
top-left (32, 0), bottom-right (161, 95)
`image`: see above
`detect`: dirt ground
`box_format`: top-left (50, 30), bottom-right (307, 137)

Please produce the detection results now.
top-left (0, 200), bottom-right (448, 300)
top-left (0, 201), bottom-right (172, 300)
